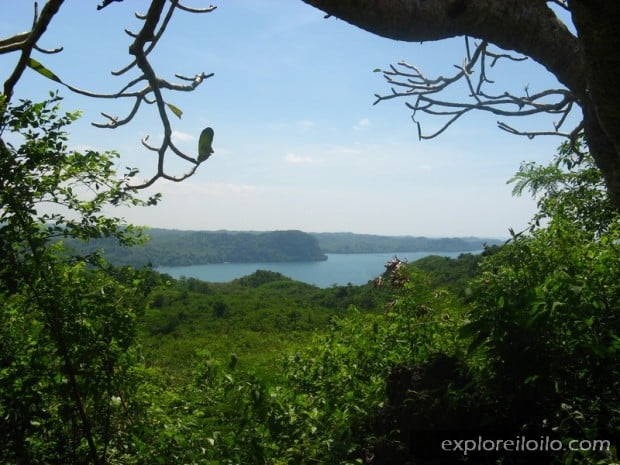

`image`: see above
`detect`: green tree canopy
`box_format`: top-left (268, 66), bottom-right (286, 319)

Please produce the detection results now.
top-left (0, 95), bottom-right (159, 465)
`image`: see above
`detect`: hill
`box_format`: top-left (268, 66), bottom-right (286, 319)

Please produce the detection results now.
top-left (64, 229), bottom-right (327, 266)
top-left (62, 228), bottom-right (502, 267)
top-left (311, 232), bottom-right (501, 253)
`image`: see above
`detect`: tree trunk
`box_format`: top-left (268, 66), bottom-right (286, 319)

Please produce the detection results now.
top-left (570, 0), bottom-right (620, 209)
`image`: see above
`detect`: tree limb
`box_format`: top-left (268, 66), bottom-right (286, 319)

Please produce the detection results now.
top-left (3, 0), bottom-right (65, 99)
top-left (302, 0), bottom-right (585, 97)
top-left (373, 39), bottom-right (579, 141)
top-left (303, 0), bottom-right (620, 210)
top-left (2, 0), bottom-right (217, 190)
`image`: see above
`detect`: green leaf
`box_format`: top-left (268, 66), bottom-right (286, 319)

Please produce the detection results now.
top-left (458, 319), bottom-right (485, 339)
top-left (27, 58), bottom-right (63, 84)
top-left (166, 102), bottom-right (183, 119)
top-left (198, 127), bottom-right (214, 162)
top-left (459, 320), bottom-right (490, 353)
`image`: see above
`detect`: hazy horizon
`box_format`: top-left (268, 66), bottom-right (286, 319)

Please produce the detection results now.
top-left (136, 225), bottom-right (508, 240)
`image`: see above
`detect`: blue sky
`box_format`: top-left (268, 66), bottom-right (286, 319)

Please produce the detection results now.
top-left (1, 1), bottom-right (575, 237)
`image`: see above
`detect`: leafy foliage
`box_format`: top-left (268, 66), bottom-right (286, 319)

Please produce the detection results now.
top-left (314, 232), bottom-right (496, 254)
top-left (0, 95), bottom-right (158, 465)
top-left (64, 229), bottom-right (327, 266)
top-left (464, 144), bottom-right (620, 463)
top-left (509, 140), bottom-right (617, 236)
top-left (131, 264), bottom-right (467, 465)
top-left (2, 96), bottom-right (616, 465)
top-left (411, 250), bottom-right (499, 297)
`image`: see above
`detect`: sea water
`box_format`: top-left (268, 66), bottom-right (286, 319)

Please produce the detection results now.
top-left (157, 251), bottom-right (479, 288)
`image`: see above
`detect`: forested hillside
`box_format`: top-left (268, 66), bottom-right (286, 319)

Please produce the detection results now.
top-left (62, 228), bottom-right (500, 267)
top-left (2, 78), bottom-right (618, 465)
top-left (125, 145), bottom-right (618, 465)
top-left (313, 232), bottom-right (501, 253)
top-left (63, 229), bottom-right (327, 266)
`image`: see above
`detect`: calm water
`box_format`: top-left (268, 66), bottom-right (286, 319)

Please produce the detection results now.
top-left (157, 251), bottom-right (479, 288)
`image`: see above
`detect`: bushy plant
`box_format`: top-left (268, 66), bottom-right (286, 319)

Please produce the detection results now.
top-left (0, 95), bottom-right (158, 464)
top-left (464, 143), bottom-right (619, 463)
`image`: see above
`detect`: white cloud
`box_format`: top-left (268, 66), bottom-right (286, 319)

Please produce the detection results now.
top-left (284, 152), bottom-right (312, 164)
top-left (206, 183), bottom-right (257, 195)
top-left (147, 180), bottom-right (257, 198)
top-left (353, 117), bottom-right (370, 130)
top-left (69, 143), bottom-right (103, 153)
top-left (297, 119), bottom-right (316, 128)
top-left (267, 122), bottom-right (287, 131)
top-left (325, 145), bottom-right (362, 156)
top-left (171, 130), bottom-right (196, 143)
top-left (266, 120), bottom-right (316, 132)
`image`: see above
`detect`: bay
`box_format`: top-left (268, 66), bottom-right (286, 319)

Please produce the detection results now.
top-left (157, 251), bottom-right (480, 288)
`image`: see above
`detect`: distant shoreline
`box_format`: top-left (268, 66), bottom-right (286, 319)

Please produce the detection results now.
top-left (62, 228), bottom-right (503, 268)
top-left (156, 250), bottom-right (485, 288)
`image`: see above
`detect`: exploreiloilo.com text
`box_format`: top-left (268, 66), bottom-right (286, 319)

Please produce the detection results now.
top-left (440, 435), bottom-right (612, 456)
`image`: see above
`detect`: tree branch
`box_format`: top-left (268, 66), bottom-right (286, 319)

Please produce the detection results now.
top-left (303, 0), bottom-right (620, 210)
top-left (374, 39), bottom-right (579, 141)
top-left (303, 0), bottom-right (585, 99)
top-left (0, 31), bottom-right (30, 54)
top-left (2, 0), bottom-right (217, 190)
top-left (3, 0), bottom-right (65, 99)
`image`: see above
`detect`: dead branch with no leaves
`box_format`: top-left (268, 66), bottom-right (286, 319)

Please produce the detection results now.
top-left (373, 38), bottom-right (582, 150)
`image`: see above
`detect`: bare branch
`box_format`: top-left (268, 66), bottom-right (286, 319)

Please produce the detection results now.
top-left (168, 139), bottom-right (198, 163)
top-left (1, 0), bottom-right (217, 190)
top-left (498, 122), bottom-right (573, 139)
top-left (112, 0), bottom-right (178, 77)
top-left (0, 32), bottom-right (30, 54)
top-left (548, 0), bottom-right (569, 12)
top-left (172, 0), bottom-right (217, 14)
top-left (33, 43), bottom-right (63, 54)
top-left (91, 95), bottom-right (143, 128)
top-left (3, 0), bottom-right (65, 99)
top-left (374, 38), bottom-right (581, 143)
top-left (141, 135), bottom-right (160, 152)
top-left (124, 28), bottom-right (139, 39)
top-left (114, 0), bottom-right (214, 188)
top-left (97, 0), bottom-right (124, 11)
top-left (486, 49), bottom-right (528, 67)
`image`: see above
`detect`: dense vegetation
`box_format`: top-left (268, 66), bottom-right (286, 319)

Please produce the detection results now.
top-left (1, 98), bottom-right (618, 465)
top-left (0, 96), bottom-right (158, 465)
top-left (64, 229), bottom-right (328, 266)
top-left (314, 232), bottom-right (499, 254)
top-left (63, 229), bottom-right (499, 268)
